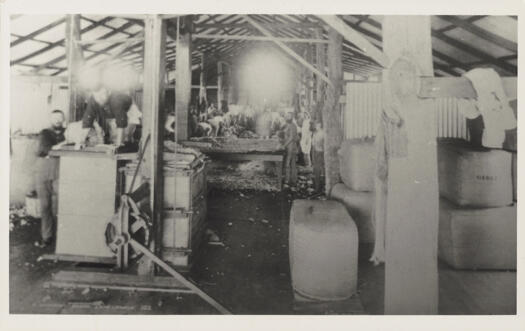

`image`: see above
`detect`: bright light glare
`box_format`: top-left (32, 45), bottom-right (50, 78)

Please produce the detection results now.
top-left (102, 65), bottom-right (139, 91)
top-left (77, 65), bottom-right (101, 90)
top-left (76, 64), bottom-right (139, 92)
top-left (239, 51), bottom-right (293, 105)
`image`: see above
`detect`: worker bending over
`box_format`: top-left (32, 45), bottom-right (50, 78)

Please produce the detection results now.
top-left (34, 110), bottom-right (66, 248)
top-left (77, 83), bottom-right (132, 148)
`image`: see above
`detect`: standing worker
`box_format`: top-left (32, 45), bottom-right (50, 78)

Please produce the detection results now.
top-left (311, 119), bottom-right (325, 192)
top-left (300, 111), bottom-right (312, 167)
top-left (283, 112), bottom-right (299, 187)
top-left (34, 110), bottom-right (66, 248)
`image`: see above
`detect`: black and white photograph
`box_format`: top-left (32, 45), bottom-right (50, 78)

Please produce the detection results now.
top-left (1, 0), bottom-right (523, 328)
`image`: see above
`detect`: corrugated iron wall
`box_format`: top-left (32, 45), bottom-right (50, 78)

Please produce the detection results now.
top-left (343, 82), bottom-right (469, 140)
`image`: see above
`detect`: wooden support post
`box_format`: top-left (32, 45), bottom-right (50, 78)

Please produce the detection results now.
top-left (381, 15), bottom-right (438, 315)
top-left (322, 28), bottom-right (344, 195)
top-left (217, 61), bottom-right (223, 110)
top-left (175, 16), bottom-right (193, 141)
top-left (140, 15), bottom-right (166, 275)
top-left (199, 53), bottom-right (207, 106)
top-left (315, 28), bottom-right (326, 120)
top-left (227, 64), bottom-right (234, 104)
top-left (65, 14), bottom-right (83, 122)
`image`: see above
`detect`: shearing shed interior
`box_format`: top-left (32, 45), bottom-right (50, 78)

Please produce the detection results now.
top-left (8, 14), bottom-right (517, 315)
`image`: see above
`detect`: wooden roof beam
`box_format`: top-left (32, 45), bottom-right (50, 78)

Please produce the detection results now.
top-left (11, 16), bottom-right (114, 66)
top-left (193, 34), bottom-right (329, 43)
top-left (252, 15), bottom-right (310, 39)
top-left (11, 16), bottom-right (66, 47)
top-left (436, 15), bottom-right (488, 33)
top-left (317, 15), bottom-right (389, 68)
top-left (431, 29), bottom-right (517, 75)
top-left (80, 15), bottom-right (135, 37)
top-left (34, 20), bottom-right (140, 71)
top-left (11, 34), bottom-right (54, 46)
top-left (439, 15), bottom-right (517, 52)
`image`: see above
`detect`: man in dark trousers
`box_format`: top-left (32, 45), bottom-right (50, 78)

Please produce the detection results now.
top-left (34, 110), bottom-right (66, 248)
top-left (283, 112), bottom-right (299, 187)
top-left (79, 84), bottom-right (132, 148)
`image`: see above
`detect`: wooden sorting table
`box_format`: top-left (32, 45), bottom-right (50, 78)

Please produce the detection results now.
top-left (48, 146), bottom-right (136, 264)
top-left (180, 139), bottom-right (285, 190)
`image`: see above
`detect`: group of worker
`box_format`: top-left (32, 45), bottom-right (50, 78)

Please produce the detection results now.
top-left (282, 110), bottom-right (325, 192)
top-left (33, 69), bottom-right (137, 248)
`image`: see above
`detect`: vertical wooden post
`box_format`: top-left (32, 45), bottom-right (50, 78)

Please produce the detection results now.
top-left (315, 28), bottom-right (326, 120)
top-left (227, 64), bottom-right (234, 105)
top-left (199, 53), bottom-right (207, 106)
top-left (382, 15), bottom-right (438, 314)
top-left (140, 15), bottom-right (166, 275)
top-left (175, 16), bottom-right (192, 141)
top-left (304, 43), bottom-right (313, 110)
top-left (322, 28), bottom-right (343, 195)
top-left (217, 61), bottom-right (223, 110)
top-left (65, 14), bottom-right (83, 122)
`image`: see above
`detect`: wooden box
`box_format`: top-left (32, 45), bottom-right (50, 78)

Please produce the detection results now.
top-left (125, 163), bottom-right (206, 211)
top-left (161, 196), bottom-right (207, 268)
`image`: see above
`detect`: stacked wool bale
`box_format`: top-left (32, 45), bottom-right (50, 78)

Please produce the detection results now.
top-left (438, 139), bottom-right (516, 270)
top-left (330, 139), bottom-right (376, 244)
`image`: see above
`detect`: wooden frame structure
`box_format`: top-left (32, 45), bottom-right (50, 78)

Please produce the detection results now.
top-left (9, 13), bottom-right (518, 315)
top-left (10, 14), bottom-right (517, 78)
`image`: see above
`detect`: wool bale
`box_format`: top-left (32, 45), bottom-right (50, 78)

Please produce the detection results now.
top-left (438, 141), bottom-right (513, 208)
top-left (438, 198), bottom-right (516, 270)
top-left (338, 139), bottom-right (375, 192)
top-left (330, 183), bottom-right (375, 243)
top-left (289, 200), bottom-right (358, 301)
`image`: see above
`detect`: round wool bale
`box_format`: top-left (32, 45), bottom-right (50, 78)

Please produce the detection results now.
top-left (289, 199), bottom-right (358, 301)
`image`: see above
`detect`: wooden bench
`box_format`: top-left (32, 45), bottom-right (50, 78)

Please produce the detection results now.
top-left (205, 151), bottom-right (285, 190)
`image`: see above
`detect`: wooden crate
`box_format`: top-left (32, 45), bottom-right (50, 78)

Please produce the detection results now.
top-left (125, 163), bottom-right (206, 211)
top-left (161, 197), bottom-right (208, 268)
top-left (162, 196), bottom-right (207, 249)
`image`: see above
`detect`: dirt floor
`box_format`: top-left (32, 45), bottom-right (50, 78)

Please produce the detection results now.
top-left (9, 185), bottom-right (516, 315)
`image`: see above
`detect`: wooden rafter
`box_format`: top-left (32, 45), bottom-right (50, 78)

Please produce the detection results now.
top-left (356, 15), bottom-right (517, 76)
top-left (193, 33), bottom-right (329, 43)
top-left (11, 34), bottom-right (53, 46)
top-left (52, 29), bottom-right (144, 75)
top-left (35, 20), bottom-right (141, 72)
top-left (431, 29), bottom-right (517, 75)
top-left (317, 15), bottom-right (389, 67)
top-left (80, 16), bottom-right (135, 37)
top-left (439, 15), bottom-right (517, 52)
top-left (11, 17), bottom-right (114, 66)
top-left (11, 16), bottom-right (66, 47)
top-left (436, 15), bottom-right (488, 33)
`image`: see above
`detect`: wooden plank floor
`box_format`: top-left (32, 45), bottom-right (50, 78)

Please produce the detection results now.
top-left (358, 245), bottom-right (516, 315)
